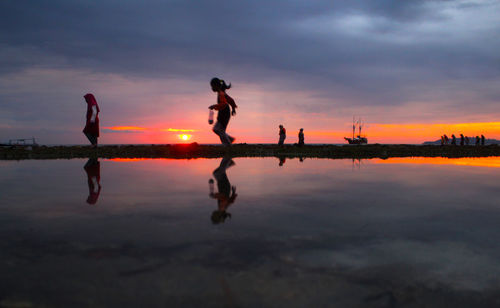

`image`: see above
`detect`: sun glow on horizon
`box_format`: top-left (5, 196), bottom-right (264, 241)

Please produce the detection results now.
top-left (179, 134), bottom-right (192, 141)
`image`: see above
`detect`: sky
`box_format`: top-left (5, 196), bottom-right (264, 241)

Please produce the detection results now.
top-left (0, 0), bottom-right (499, 144)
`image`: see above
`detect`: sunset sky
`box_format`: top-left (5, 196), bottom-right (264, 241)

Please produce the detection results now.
top-left (1, 0), bottom-right (499, 144)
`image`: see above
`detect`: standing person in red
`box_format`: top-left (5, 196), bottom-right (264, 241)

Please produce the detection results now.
top-left (208, 78), bottom-right (237, 146)
top-left (83, 93), bottom-right (100, 147)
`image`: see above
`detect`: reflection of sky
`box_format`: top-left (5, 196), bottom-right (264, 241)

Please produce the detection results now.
top-left (1, 157), bottom-right (500, 305)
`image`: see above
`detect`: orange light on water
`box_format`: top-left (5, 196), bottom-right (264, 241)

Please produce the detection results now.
top-left (179, 134), bottom-right (192, 141)
top-left (375, 157), bottom-right (500, 168)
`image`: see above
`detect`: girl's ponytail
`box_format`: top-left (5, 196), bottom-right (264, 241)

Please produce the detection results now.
top-left (220, 79), bottom-right (231, 90)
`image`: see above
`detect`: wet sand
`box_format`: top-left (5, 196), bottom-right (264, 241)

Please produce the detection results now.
top-left (1, 143), bottom-right (499, 160)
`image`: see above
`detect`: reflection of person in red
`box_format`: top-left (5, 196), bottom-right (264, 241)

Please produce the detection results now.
top-left (84, 158), bottom-right (101, 205)
top-left (83, 93), bottom-right (100, 147)
top-left (209, 157), bottom-right (237, 224)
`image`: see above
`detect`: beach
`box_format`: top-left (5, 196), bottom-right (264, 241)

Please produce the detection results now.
top-left (1, 143), bottom-right (499, 160)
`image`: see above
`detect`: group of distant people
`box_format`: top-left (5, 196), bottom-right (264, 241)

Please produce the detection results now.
top-left (440, 134), bottom-right (486, 146)
top-left (278, 125), bottom-right (305, 146)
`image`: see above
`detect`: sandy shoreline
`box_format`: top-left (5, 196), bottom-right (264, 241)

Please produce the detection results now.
top-left (1, 143), bottom-right (499, 160)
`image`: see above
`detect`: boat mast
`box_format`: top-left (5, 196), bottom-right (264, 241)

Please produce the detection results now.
top-left (352, 116), bottom-right (355, 140)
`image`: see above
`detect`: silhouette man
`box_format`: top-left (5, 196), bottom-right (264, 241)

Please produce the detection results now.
top-left (278, 125), bottom-right (286, 145)
top-left (298, 128), bottom-right (304, 146)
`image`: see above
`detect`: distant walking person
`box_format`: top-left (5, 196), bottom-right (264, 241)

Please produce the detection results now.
top-left (278, 125), bottom-right (286, 145)
top-left (475, 136), bottom-right (480, 146)
top-left (298, 128), bottom-right (304, 146)
top-left (451, 134), bottom-right (457, 145)
top-left (460, 134), bottom-right (465, 146)
top-left (208, 78), bottom-right (237, 146)
top-left (481, 134), bottom-right (486, 146)
top-left (83, 93), bottom-right (100, 147)
top-left (440, 135), bottom-right (444, 146)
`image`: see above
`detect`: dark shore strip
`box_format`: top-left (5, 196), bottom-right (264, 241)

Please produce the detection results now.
top-left (1, 144), bottom-right (500, 160)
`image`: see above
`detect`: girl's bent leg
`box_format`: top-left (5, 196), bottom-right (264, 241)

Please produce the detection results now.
top-left (213, 122), bottom-right (231, 145)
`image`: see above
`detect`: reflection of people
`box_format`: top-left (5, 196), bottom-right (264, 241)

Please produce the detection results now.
top-left (278, 125), bottom-right (286, 145)
top-left (209, 157), bottom-right (237, 224)
top-left (84, 158), bottom-right (101, 205)
top-left (83, 93), bottom-right (100, 147)
top-left (208, 78), bottom-right (237, 146)
top-left (278, 156), bottom-right (286, 166)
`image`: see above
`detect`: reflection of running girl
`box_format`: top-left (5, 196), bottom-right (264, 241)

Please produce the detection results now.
top-left (84, 158), bottom-right (101, 205)
top-left (209, 157), bottom-right (237, 224)
top-left (208, 78), bottom-right (237, 146)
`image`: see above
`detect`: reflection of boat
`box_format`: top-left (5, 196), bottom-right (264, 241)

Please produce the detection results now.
top-left (344, 117), bottom-right (368, 144)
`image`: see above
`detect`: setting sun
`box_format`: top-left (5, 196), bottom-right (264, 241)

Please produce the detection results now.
top-left (179, 134), bottom-right (191, 141)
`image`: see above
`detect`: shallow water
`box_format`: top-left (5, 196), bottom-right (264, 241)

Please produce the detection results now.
top-left (1, 157), bottom-right (500, 307)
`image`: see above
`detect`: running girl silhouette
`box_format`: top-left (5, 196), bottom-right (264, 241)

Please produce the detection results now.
top-left (208, 78), bottom-right (237, 146)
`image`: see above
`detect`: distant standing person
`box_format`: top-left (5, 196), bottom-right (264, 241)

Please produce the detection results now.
top-left (278, 125), bottom-right (286, 145)
top-left (83, 93), bottom-right (100, 148)
top-left (298, 128), bottom-right (304, 146)
top-left (481, 134), bottom-right (486, 146)
top-left (451, 134), bottom-right (457, 145)
top-left (444, 134), bottom-right (449, 145)
top-left (208, 78), bottom-right (237, 146)
top-left (460, 134), bottom-right (464, 146)
top-left (475, 136), bottom-right (480, 146)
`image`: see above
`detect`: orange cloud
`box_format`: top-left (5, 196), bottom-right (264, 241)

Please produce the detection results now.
top-left (163, 128), bottom-right (197, 132)
top-left (103, 126), bottom-right (148, 131)
top-left (368, 121), bottom-right (500, 143)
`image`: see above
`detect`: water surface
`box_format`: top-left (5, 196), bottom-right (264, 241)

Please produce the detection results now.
top-left (1, 157), bottom-right (500, 307)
